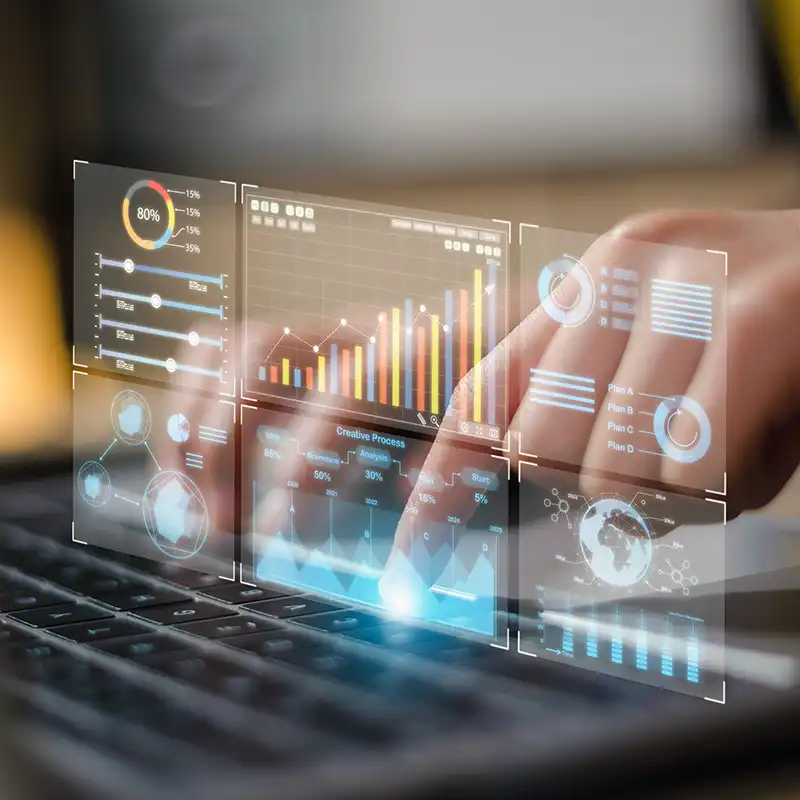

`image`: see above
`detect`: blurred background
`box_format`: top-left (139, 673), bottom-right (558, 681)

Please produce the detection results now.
top-left (0, 0), bottom-right (797, 504)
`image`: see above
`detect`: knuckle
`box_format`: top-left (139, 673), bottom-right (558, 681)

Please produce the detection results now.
top-left (608, 209), bottom-right (726, 247)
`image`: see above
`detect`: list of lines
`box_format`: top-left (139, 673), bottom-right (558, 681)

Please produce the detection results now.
top-left (529, 368), bottom-right (596, 414)
top-left (650, 278), bottom-right (713, 342)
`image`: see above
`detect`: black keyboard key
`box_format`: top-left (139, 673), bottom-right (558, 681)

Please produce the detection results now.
top-left (0, 624), bottom-right (35, 645)
top-left (132, 601), bottom-right (236, 626)
top-left (179, 615), bottom-right (279, 640)
top-left (224, 628), bottom-right (319, 658)
top-left (200, 583), bottom-right (298, 604)
top-left (81, 573), bottom-right (146, 598)
top-left (52, 617), bottom-right (149, 643)
top-left (297, 609), bottom-right (383, 635)
top-left (273, 645), bottom-right (387, 689)
top-left (92, 634), bottom-right (187, 660)
top-left (405, 637), bottom-right (491, 665)
top-left (343, 622), bottom-right (442, 649)
top-left (244, 597), bottom-right (341, 619)
top-left (0, 586), bottom-right (68, 613)
top-left (156, 566), bottom-right (225, 590)
top-left (10, 603), bottom-right (112, 628)
top-left (93, 586), bottom-right (189, 611)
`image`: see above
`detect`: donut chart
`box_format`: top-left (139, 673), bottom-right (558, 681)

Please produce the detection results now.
top-left (653, 395), bottom-right (711, 464)
top-left (537, 256), bottom-right (595, 327)
top-left (122, 179), bottom-right (176, 250)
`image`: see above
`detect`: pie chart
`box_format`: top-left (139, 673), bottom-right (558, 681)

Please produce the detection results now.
top-left (167, 413), bottom-right (191, 443)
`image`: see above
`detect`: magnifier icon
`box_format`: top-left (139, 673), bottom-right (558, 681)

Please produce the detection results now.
top-left (430, 415), bottom-right (439, 427)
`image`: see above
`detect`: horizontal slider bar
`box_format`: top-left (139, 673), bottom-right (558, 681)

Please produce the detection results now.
top-left (100, 257), bottom-right (224, 288)
top-left (99, 317), bottom-right (223, 349)
top-left (652, 277), bottom-right (713, 293)
top-left (98, 346), bottom-right (222, 378)
top-left (99, 288), bottom-right (223, 318)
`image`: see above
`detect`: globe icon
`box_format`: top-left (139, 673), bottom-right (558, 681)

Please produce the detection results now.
top-left (578, 498), bottom-right (652, 587)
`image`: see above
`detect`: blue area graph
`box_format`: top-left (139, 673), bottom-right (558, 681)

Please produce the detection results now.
top-left (248, 413), bottom-right (506, 638)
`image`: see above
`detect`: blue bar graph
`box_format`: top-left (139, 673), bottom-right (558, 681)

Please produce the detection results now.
top-left (293, 368), bottom-right (301, 388)
top-left (445, 289), bottom-right (453, 406)
top-left (561, 625), bottom-right (573, 657)
top-left (487, 259), bottom-right (497, 425)
top-left (330, 344), bottom-right (338, 394)
top-left (367, 343), bottom-right (375, 402)
top-left (686, 630), bottom-right (700, 683)
top-left (258, 366), bottom-right (266, 381)
top-left (636, 631), bottom-right (648, 671)
top-left (661, 618), bottom-right (674, 677)
top-left (404, 298), bottom-right (413, 409)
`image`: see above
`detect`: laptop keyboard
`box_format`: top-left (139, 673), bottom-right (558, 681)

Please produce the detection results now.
top-left (0, 482), bottom-right (640, 783)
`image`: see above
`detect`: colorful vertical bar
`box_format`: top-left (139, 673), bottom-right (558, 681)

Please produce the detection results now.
top-left (317, 356), bottom-right (326, 392)
top-left (330, 344), bottom-right (339, 394)
top-left (282, 358), bottom-right (290, 386)
top-left (379, 315), bottom-right (388, 404)
top-left (342, 350), bottom-right (351, 397)
top-left (269, 364), bottom-right (278, 383)
top-left (416, 327), bottom-right (426, 412)
top-left (459, 289), bottom-right (468, 420)
top-left (404, 298), bottom-right (413, 409)
top-left (487, 259), bottom-right (497, 426)
top-left (354, 346), bottom-right (363, 400)
top-left (473, 269), bottom-right (482, 423)
top-left (430, 314), bottom-right (439, 415)
top-left (305, 367), bottom-right (314, 390)
top-left (293, 368), bottom-right (301, 388)
top-left (258, 365), bottom-right (266, 381)
top-left (367, 343), bottom-right (375, 402)
top-left (444, 289), bottom-right (453, 409)
top-left (391, 307), bottom-right (400, 407)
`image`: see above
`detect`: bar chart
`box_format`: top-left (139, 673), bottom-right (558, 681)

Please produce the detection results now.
top-left (244, 189), bottom-right (509, 442)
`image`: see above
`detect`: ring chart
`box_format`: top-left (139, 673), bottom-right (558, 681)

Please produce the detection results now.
top-left (122, 179), bottom-right (176, 250)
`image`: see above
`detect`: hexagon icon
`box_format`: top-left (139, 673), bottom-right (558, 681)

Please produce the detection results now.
top-left (111, 389), bottom-right (152, 445)
top-left (142, 470), bottom-right (208, 559)
top-left (77, 461), bottom-right (112, 507)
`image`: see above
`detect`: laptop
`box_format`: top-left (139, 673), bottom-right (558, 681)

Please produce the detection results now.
top-left (0, 155), bottom-right (798, 800)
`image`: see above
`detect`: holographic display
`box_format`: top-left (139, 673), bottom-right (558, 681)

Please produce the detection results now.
top-left (242, 407), bottom-right (508, 640)
top-left (73, 372), bottom-right (234, 573)
top-left (519, 224), bottom-right (726, 493)
top-left (243, 189), bottom-right (510, 444)
top-left (73, 163), bottom-right (236, 391)
top-left (518, 462), bottom-right (725, 700)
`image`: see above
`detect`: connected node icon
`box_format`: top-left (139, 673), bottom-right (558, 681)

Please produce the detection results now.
top-left (544, 488), bottom-right (572, 528)
top-left (659, 558), bottom-right (699, 596)
top-left (110, 390), bottom-right (152, 445)
top-left (538, 255), bottom-right (595, 327)
top-left (77, 461), bottom-right (112, 507)
top-left (142, 470), bottom-right (208, 559)
top-left (653, 395), bottom-right (711, 464)
top-left (578, 498), bottom-right (652, 588)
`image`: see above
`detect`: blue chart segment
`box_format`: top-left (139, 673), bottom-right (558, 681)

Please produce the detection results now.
top-left (517, 464), bottom-right (725, 700)
top-left (243, 408), bottom-right (508, 639)
top-left (73, 163), bottom-right (235, 391)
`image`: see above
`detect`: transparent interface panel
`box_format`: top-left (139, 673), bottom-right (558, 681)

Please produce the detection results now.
top-left (74, 163), bottom-right (236, 392)
top-left (244, 189), bottom-right (509, 444)
top-left (518, 224), bottom-right (726, 494)
top-left (73, 372), bottom-right (235, 574)
top-left (518, 462), bottom-right (725, 700)
top-left (242, 407), bottom-right (508, 641)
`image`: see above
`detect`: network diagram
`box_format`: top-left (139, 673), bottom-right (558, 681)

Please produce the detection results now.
top-left (75, 385), bottom-right (228, 561)
top-left (543, 487), bottom-right (699, 596)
